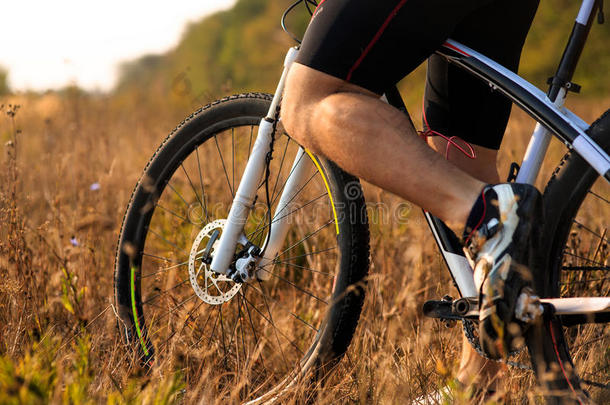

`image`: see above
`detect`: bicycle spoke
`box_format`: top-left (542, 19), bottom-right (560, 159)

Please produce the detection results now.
top-left (271, 151), bottom-right (306, 205)
top-left (207, 309), bottom-right (221, 349)
top-left (562, 251), bottom-right (607, 267)
top-left (581, 379), bottom-right (609, 389)
top-left (257, 282), bottom-right (291, 371)
top-left (569, 331), bottom-right (610, 349)
top-left (572, 220), bottom-right (608, 244)
top-left (271, 136), bottom-right (291, 200)
top-left (142, 278), bottom-right (190, 305)
top-left (187, 304), bottom-right (217, 349)
top-left (236, 293), bottom-right (248, 373)
top-left (238, 288), bottom-right (268, 373)
top-left (246, 283), bottom-right (319, 332)
top-left (156, 203), bottom-right (190, 224)
top-left (256, 269), bottom-right (328, 305)
top-left (247, 126), bottom-right (254, 158)
top-left (218, 304), bottom-right (229, 368)
top-left (588, 189), bottom-right (610, 205)
top-left (195, 147), bottom-right (210, 224)
top-left (181, 164), bottom-right (206, 213)
top-left (166, 182), bottom-right (191, 209)
top-left (562, 266), bottom-right (609, 271)
top-left (214, 135), bottom-right (234, 198)
top-left (151, 294), bottom-right (200, 343)
top-left (148, 228), bottom-right (189, 256)
top-left (142, 252), bottom-right (178, 264)
top-left (276, 220), bottom-right (334, 259)
top-left (240, 285), bottom-right (305, 357)
top-left (560, 276), bottom-right (610, 285)
top-left (142, 259), bottom-right (190, 279)
top-left (247, 150), bottom-right (311, 243)
top-left (232, 128), bottom-right (235, 196)
top-left (271, 259), bottom-right (333, 277)
top-left (247, 188), bottom-right (326, 242)
top-left (280, 246), bottom-right (336, 262)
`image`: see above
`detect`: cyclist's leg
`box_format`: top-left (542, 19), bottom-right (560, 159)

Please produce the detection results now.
top-left (425, 0), bottom-right (539, 387)
top-left (284, 0), bottom-right (543, 362)
top-left (284, 64), bottom-right (483, 231)
top-left (429, 140), bottom-right (505, 393)
top-left (283, 0), bottom-right (492, 232)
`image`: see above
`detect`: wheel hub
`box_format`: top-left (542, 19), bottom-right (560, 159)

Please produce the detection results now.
top-left (188, 219), bottom-right (241, 305)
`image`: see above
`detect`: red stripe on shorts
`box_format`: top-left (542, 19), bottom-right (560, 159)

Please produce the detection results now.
top-left (313, 0), bottom-right (327, 16)
top-left (346, 0), bottom-right (409, 82)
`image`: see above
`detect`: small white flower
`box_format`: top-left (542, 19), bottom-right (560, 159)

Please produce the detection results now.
top-left (90, 182), bottom-right (101, 191)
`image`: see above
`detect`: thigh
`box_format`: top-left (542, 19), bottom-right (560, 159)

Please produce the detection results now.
top-left (297, 0), bottom-right (491, 96)
top-left (424, 0), bottom-right (540, 150)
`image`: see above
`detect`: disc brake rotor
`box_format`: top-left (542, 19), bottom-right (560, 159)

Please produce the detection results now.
top-left (188, 219), bottom-right (241, 305)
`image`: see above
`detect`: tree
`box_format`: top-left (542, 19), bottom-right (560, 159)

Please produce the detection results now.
top-left (0, 67), bottom-right (9, 95)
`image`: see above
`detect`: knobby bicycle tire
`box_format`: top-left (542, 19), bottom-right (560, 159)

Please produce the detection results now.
top-left (113, 93), bottom-right (370, 403)
top-left (528, 108), bottom-right (610, 404)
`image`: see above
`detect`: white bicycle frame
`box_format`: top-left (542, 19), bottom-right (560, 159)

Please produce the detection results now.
top-left (211, 0), bottom-right (610, 316)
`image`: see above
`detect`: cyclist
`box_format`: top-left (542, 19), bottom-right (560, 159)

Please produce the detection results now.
top-left (282, 0), bottom-right (542, 397)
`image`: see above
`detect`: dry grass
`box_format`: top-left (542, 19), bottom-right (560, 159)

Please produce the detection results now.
top-left (0, 91), bottom-right (608, 404)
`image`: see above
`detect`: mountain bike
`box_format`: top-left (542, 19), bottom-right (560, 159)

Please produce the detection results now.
top-left (114, 0), bottom-right (609, 403)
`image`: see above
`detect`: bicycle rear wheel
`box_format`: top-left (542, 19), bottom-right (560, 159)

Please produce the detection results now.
top-left (113, 93), bottom-right (370, 402)
top-left (529, 109), bottom-right (610, 403)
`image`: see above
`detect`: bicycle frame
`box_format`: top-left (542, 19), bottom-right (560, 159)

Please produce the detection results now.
top-left (211, 0), bottom-right (610, 315)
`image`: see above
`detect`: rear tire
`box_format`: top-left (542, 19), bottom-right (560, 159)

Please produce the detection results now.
top-left (528, 109), bottom-right (610, 403)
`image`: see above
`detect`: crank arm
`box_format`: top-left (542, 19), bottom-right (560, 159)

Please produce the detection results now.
top-left (424, 296), bottom-right (610, 325)
top-left (541, 297), bottom-right (610, 314)
top-left (542, 297), bottom-right (610, 326)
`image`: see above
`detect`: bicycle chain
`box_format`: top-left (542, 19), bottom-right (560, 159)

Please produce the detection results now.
top-left (462, 320), bottom-right (531, 370)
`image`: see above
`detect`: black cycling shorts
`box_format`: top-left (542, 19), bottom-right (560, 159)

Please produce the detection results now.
top-left (296, 0), bottom-right (539, 150)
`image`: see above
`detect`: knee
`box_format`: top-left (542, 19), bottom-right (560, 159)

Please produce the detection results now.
top-left (282, 64), bottom-right (337, 155)
top-left (282, 68), bottom-right (316, 150)
top-left (280, 73), bottom-right (303, 142)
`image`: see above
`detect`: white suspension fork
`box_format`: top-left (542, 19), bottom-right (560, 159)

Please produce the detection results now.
top-left (256, 147), bottom-right (314, 280)
top-left (210, 47), bottom-right (300, 275)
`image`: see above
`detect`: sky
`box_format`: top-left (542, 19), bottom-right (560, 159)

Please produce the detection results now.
top-left (0, 0), bottom-right (236, 92)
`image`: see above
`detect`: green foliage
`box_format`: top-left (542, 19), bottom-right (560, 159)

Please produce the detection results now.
top-left (0, 338), bottom-right (57, 404)
top-left (114, 0), bottom-right (610, 108)
top-left (60, 266), bottom-right (88, 328)
top-left (0, 67), bottom-right (9, 95)
top-left (114, 0), bottom-right (306, 108)
top-left (62, 335), bottom-right (93, 405)
top-left (0, 331), bottom-right (185, 405)
top-left (116, 54), bottom-right (165, 91)
top-left (105, 373), bottom-right (184, 405)
top-left (521, 0), bottom-right (610, 92)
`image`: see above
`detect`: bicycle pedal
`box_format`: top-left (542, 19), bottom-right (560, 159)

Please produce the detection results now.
top-left (423, 297), bottom-right (479, 321)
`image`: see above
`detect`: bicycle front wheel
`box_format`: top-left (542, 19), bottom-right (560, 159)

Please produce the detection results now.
top-left (529, 109), bottom-right (610, 403)
top-left (113, 93), bottom-right (370, 402)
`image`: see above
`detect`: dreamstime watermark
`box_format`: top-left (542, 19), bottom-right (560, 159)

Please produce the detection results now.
top-left (171, 66), bottom-right (216, 108)
top-left (180, 182), bottom-right (419, 229)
